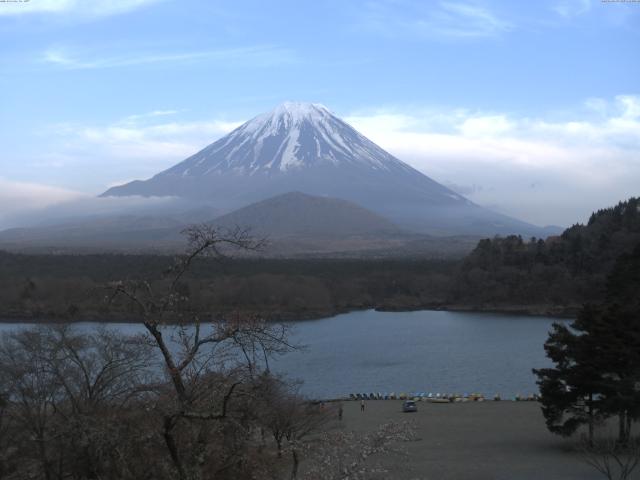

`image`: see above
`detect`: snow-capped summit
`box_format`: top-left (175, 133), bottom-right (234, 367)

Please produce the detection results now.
top-left (255, 101), bottom-right (330, 126)
top-left (161, 101), bottom-right (416, 176)
top-left (102, 102), bottom-right (547, 236)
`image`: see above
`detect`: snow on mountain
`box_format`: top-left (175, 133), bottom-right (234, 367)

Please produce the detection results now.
top-left (102, 102), bottom-right (549, 237)
top-left (163, 101), bottom-right (421, 177)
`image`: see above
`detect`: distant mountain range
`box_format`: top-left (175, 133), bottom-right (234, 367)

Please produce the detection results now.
top-left (103, 102), bottom-right (557, 238)
top-left (0, 102), bottom-right (560, 255)
top-left (0, 192), bottom-right (480, 257)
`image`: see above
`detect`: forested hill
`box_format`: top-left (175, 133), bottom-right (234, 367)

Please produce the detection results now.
top-left (0, 198), bottom-right (637, 322)
top-left (450, 197), bottom-right (640, 314)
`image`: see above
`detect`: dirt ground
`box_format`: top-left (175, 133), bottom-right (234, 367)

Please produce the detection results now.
top-left (339, 400), bottom-right (618, 480)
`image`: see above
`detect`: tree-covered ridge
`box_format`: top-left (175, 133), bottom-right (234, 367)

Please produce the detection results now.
top-left (0, 254), bottom-right (456, 322)
top-left (562, 196), bottom-right (640, 272)
top-left (451, 198), bottom-right (640, 312)
top-left (0, 198), bottom-right (638, 321)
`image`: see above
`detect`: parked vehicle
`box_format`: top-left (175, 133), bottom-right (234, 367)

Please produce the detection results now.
top-left (402, 400), bottom-right (418, 413)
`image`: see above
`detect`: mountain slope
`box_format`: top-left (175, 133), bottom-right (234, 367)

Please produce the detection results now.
top-left (103, 102), bottom-right (550, 237)
top-left (211, 192), bottom-right (401, 237)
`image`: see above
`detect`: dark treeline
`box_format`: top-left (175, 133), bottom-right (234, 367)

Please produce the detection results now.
top-left (451, 197), bottom-right (640, 315)
top-left (0, 255), bottom-right (456, 321)
top-left (1, 197), bottom-right (639, 322)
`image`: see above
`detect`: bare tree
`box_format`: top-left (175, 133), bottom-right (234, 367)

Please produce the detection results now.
top-left (0, 384), bottom-right (12, 479)
top-left (107, 225), bottom-right (295, 480)
top-left (0, 226), bottom-right (324, 480)
top-left (284, 400), bottom-right (336, 480)
top-left (580, 437), bottom-right (640, 480)
top-left (46, 325), bottom-right (156, 479)
top-left (0, 325), bottom-right (155, 480)
top-left (0, 328), bottom-right (61, 480)
top-left (255, 376), bottom-right (334, 479)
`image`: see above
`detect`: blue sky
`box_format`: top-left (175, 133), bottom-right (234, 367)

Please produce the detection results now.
top-left (0, 0), bottom-right (638, 227)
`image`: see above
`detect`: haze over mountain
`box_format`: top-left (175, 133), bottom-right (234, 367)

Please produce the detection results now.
top-left (0, 102), bottom-right (559, 254)
top-left (212, 192), bottom-right (401, 237)
top-left (103, 102), bottom-right (555, 237)
top-left (0, 215), bottom-right (186, 252)
top-left (0, 192), bottom-right (481, 257)
top-left (208, 192), bottom-right (421, 256)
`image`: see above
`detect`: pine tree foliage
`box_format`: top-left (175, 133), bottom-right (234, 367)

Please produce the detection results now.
top-left (454, 198), bottom-right (640, 309)
top-left (534, 243), bottom-right (640, 444)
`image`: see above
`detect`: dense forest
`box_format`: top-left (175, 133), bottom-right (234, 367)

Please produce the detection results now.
top-left (0, 253), bottom-right (456, 321)
top-left (451, 197), bottom-right (640, 315)
top-left (0, 197), bottom-right (638, 322)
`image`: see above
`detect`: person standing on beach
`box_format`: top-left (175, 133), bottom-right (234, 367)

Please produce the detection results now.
top-left (360, 399), bottom-right (365, 412)
top-left (338, 405), bottom-right (343, 420)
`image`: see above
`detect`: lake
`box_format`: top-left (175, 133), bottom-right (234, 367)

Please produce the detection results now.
top-left (0, 309), bottom-right (564, 399)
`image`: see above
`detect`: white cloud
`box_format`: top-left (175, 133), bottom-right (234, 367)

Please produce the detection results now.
top-left (44, 112), bottom-right (242, 177)
top-left (458, 115), bottom-right (513, 137)
top-left (553, 0), bottom-right (591, 18)
top-left (41, 45), bottom-right (295, 70)
top-left (345, 95), bottom-right (640, 226)
top-left (121, 110), bottom-right (181, 123)
top-left (0, 190), bottom-right (189, 230)
top-left (0, 177), bottom-right (82, 208)
top-left (616, 94), bottom-right (640, 120)
top-left (0, 0), bottom-right (161, 18)
top-left (0, 178), bottom-right (84, 228)
top-left (434, 2), bottom-right (513, 37)
top-left (361, 0), bottom-right (513, 39)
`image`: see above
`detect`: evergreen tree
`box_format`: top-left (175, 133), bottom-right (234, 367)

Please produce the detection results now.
top-left (596, 245), bottom-right (640, 444)
top-left (534, 305), bottom-right (606, 444)
top-left (534, 244), bottom-right (640, 445)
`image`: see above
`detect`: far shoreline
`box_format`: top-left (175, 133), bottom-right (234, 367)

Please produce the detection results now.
top-left (0, 303), bottom-right (576, 325)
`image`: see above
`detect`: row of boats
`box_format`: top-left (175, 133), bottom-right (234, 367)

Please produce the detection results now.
top-left (348, 392), bottom-right (540, 402)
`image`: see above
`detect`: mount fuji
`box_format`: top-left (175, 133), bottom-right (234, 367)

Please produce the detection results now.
top-left (102, 102), bottom-right (551, 237)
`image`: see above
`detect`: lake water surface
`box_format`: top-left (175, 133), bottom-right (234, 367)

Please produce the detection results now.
top-left (0, 309), bottom-right (564, 399)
